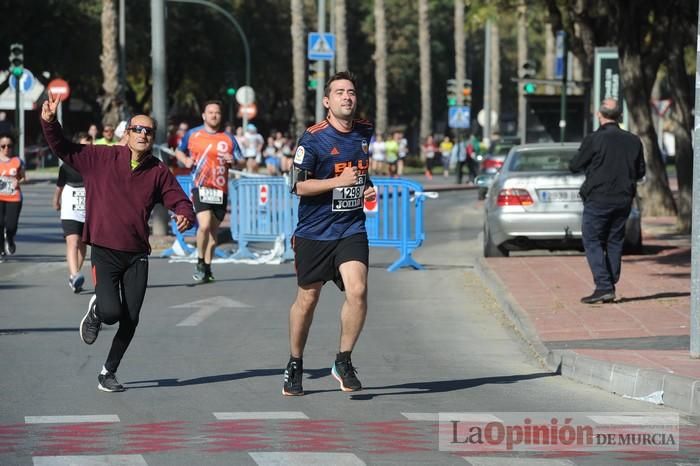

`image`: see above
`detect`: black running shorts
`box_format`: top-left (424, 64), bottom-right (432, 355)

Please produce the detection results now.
top-left (61, 219), bottom-right (84, 237)
top-left (191, 188), bottom-right (228, 222)
top-left (293, 232), bottom-right (369, 291)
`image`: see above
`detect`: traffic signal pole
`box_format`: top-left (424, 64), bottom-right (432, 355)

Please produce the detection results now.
top-left (559, 36), bottom-right (567, 143)
top-left (689, 0), bottom-right (700, 358)
top-left (315, 0), bottom-right (326, 123)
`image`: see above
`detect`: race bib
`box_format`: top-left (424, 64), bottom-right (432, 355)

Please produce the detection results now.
top-left (332, 174), bottom-right (365, 212)
top-left (199, 186), bottom-right (224, 204)
top-left (61, 185), bottom-right (86, 222)
top-left (0, 176), bottom-right (15, 195)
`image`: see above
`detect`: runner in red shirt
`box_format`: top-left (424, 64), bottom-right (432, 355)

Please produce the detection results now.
top-left (0, 133), bottom-right (25, 261)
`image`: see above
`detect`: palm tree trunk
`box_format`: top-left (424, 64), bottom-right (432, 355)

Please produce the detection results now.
top-left (418, 0), bottom-right (432, 140)
top-left (374, 0), bottom-right (387, 135)
top-left (335, 0), bottom-right (348, 72)
top-left (454, 0), bottom-right (465, 106)
top-left (490, 20), bottom-right (500, 135)
top-left (291, 0), bottom-right (306, 138)
top-left (100, 0), bottom-right (121, 126)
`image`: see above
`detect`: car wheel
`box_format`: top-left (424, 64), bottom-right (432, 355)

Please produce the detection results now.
top-left (484, 225), bottom-right (509, 257)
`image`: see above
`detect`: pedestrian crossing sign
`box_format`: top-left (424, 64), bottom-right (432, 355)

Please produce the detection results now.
top-left (448, 106), bottom-right (471, 129)
top-left (308, 33), bottom-right (336, 61)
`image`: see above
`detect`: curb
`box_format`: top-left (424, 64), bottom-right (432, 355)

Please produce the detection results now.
top-left (475, 255), bottom-right (700, 415)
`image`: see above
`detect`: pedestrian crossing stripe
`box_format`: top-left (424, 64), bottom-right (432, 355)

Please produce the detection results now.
top-left (25, 415), bottom-right (120, 424)
top-left (33, 455), bottom-right (147, 465)
top-left (214, 411), bottom-right (309, 420)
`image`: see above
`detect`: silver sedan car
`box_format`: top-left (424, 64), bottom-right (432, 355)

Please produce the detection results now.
top-left (480, 143), bottom-right (642, 257)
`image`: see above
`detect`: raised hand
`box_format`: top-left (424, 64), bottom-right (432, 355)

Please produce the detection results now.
top-left (41, 91), bottom-right (60, 122)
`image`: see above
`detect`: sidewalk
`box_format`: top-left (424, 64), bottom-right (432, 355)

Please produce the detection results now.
top-left (476, 216), bottom-right (699, 414)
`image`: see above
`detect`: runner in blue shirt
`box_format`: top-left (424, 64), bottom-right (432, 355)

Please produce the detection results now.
top-left (283, 71), bottom-right (376, 396)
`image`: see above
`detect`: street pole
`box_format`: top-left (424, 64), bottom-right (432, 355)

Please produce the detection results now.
top-left (119, 0), bottom-right (127, 119)
top-left (150, 0), bottom-right (169, 236)
top-left (315, 0), bottom-right (326, 123)
top-left (559, 33), bottom-right (568, 143)
top-left (690, 0), bottom-right (700, 358)
top-left (483, 19), bottom-right (492, 148)
top-left (18, 89), bottom-right (24, 163)
top-left (151, 0), bottom-right (167, 146)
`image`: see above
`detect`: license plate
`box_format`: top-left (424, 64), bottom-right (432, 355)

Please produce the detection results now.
top-left (538, 189), bottom-right (580, 202)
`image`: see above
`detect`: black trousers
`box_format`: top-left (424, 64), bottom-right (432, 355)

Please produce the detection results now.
top-left (91, 245), bottom-right (149, 373)
top-left (0, 200), bottom-right (22, 250)
top-left (581, 200), bottom-right (631, 292)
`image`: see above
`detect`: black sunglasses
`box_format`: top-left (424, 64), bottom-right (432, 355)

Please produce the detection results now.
top-left (128, 125), bottom-right (155, 136)
top-left (0, 144), bottom-right (13, 149)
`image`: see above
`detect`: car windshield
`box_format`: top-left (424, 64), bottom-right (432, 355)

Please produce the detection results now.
top-left (507, 149), bottom-right (578, 172)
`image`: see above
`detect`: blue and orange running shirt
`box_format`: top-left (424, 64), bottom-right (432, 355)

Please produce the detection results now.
top-left (178, 125), bottom-right (242, 192)
top-left (293, 119), bottom-right (374, 241)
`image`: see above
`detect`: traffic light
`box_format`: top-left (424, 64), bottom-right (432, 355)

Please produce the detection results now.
top-left (9, 43), bottom-right (23, 77)
top-left (307, 62), bottom-right (318, 90)
top-left (523, 82), bottom-right (537, 94)
top-left (521, 60), bottom-right (536, 79)
top-left (462, 79), bottom-right (472, 104)
top-left (446, 79), bottom-right (458, 106)
top-left (226, 87), bottom-right (236, 96)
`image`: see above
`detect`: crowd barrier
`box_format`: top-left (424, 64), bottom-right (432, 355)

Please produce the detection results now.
top-left (160, 175), bottom-right (229, 258)
top-left (228, 176), bottom-right (297, 261)
top-left (365, 177), bottom-right (431, 272)
top-left (162, 172), bottom-right (433, 272)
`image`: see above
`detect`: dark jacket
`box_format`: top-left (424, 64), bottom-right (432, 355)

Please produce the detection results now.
top-left (569, 122), bottom-right (646, 204)
top-left (41, 119), bottom-right (195, 253)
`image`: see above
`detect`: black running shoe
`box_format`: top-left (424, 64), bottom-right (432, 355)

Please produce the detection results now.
top-left (331, 359), bottom-right (362, 392)
top-left (202, 272), bottom-right (215, 283)
top-left (5, 236), bottom-right (15, 255)
top-left (98, 371), bottom-right (125, 392)
top-left (282, 359), bottom-right (304, 396)
top-left (193, 263), bottom-right (206, 282)
top-left (80, 295), bottom-right (101, 345)
top-left (72, 273), bottom-right (85, 293)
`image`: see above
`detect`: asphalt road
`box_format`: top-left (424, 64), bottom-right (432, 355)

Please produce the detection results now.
top-left (1, 182), bottom-right (697, 466)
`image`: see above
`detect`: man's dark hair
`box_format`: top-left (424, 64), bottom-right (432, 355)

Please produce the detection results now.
top-left (324, 71), bottom-right (357, 97)
top-left (599, 99), bottom-right (622, 121)
top-left (203, 100), bottom-right (223, 111)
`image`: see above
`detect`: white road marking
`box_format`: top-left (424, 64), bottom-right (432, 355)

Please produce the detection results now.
top-left (25, 415), bottom-right (120, 424)
top-left (463, 458), bottom-right (576, 466)
top-left (249, 452), bottom-right (365, 466)
top-left (402, 412), bottom-right (439, 421)
top-left (214, 411), bottom-right (309, 420)
top-left (587, 414), bottom-right (685, 425)
top-left (173, 296), bottom-right (252, 326)
top-left (33, 455), bottom-right (147, 465)
top-left (438, 413), bottom-right (504, 423)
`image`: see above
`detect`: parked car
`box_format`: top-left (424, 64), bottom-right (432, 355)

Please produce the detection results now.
top-left (475, 139), bottom-right (520, 199)
top-left (480, 143), bottom-right (642, 257)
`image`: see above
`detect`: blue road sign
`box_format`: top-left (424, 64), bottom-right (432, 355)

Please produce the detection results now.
top-left (555, 30), bottom-right (566, 80)
top-left (448, 106), bottom-right (471, 129)
top-left (308, 33), bottom-right (336, 61)
top-left (8, 69), bottom-right (35, 94)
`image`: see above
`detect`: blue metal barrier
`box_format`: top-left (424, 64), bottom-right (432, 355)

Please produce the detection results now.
top-left (365, 177), bottom-right (428, 272)
top-left (229, 176), bottom-right (297, 260)
top-left (160, 175), bottom-right (227, 258)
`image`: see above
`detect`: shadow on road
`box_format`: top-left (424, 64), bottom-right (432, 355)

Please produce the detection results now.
top-left (616, 291), bottom-right (690, 303)
top-left (346, 371), bottom-right (556, 400)
top-left (125, 367), bottom-right (330, 389)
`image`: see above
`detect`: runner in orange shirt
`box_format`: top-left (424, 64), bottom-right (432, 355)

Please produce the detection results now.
top-left (175, 101), bottom-right (243, 282)
top-left (0, 133), bottom-right (25, 261)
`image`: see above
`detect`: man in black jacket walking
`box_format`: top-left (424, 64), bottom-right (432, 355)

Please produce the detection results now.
top-left (569, 99), bottom-right (646, 304)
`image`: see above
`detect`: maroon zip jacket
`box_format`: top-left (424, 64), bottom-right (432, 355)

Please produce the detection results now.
top-left (41, 119), bottom-right (195, 254)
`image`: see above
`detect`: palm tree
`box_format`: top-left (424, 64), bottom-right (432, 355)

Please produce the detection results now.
top-left (418, 0), bottom-right (432, 141)
top-left (291, 0), bottom-right (306, 138)
top-left (374, 0), bottom-right (387, 135)
top-left (335, 0), bottom-right (348, 72)
top-left (100, 0), bottom-right (121, 126)
top-left (454, 0), bottom-right (465, 106)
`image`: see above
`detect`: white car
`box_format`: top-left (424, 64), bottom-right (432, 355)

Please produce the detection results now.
top-left (480, 143), bottom-right (642, 257)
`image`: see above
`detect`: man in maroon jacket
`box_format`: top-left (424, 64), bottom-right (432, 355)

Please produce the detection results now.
top-left (41, 93), bottom-right (196, 392)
